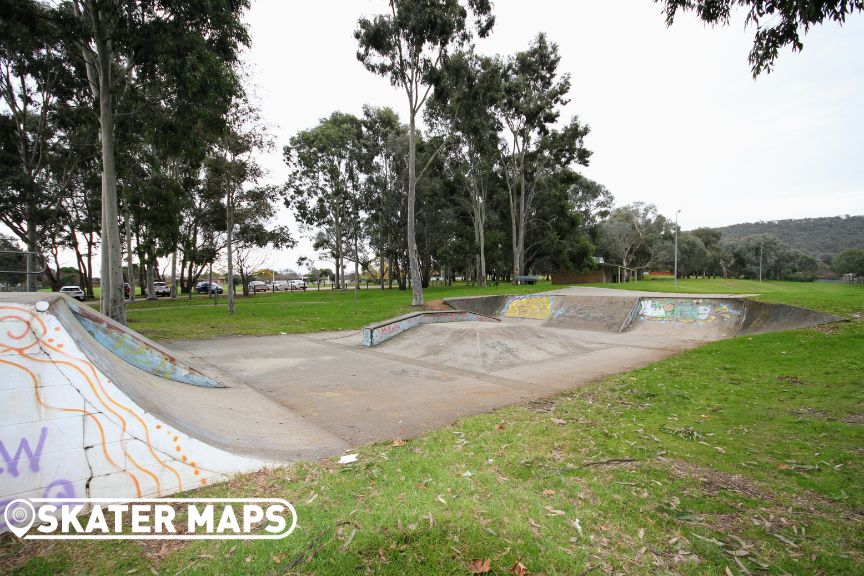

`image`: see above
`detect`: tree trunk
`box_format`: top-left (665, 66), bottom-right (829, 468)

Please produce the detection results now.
top-left (471, 179), bottom-right (487, 288)
top-left (170, 248), bottom-right (177, 299)
top-left (508, 182), bottom-right (519, 280)
top-left (407, 112), bottom-right (423, 306)
top-left (125, 210), bottom-right (135, 302)
top-left (353, 233), bottom-right (359, 313)
top-left (145, 255), bottom-right (156, 301)
top-left (95, 29), bottom-right (126, 323)
top-left (85, 232), bottom-right (94, 297)
top-left (226, 189), bottom-right (235, 314)
top-left (516, 170), bottom-right (527, 276)
top-left (25, 214), bottom-right (36, 292)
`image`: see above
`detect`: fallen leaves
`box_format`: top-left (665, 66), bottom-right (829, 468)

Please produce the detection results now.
top-left (510, 560), bottom-right (530, 575)
top-left (467, 558), bottom-right (491, 574)
top-left (392, 438), bottom-right (406, 447)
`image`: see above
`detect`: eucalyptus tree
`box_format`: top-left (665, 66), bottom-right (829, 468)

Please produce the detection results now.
top-left (361, 105), bottom-right (406, 288)
top-left (834, 248), bottom-right (864, 278)
top-left (0, 0), bottom-right (78, 290)
top-left (355, 0), bottom-right (494, 305)
top-left (427, 50), bottom-right (501, 287)
top-left (495, 34), bottom-right (592, 278)
top-left (284, 112), bottom-right (367, 291)
top-left (64, 0), bottom-right (250, 323)
top-left (595, 203), bottom-right (672, 279)
top-left (565, 173), bottom-right (614, 243)
top-left (205, 98), bottom-right (272, 313)
top-left (657, 0), bottom-right (864, 76)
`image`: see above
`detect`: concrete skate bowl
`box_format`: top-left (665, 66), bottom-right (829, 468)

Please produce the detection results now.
top-left (0, 294), bottom-right (344, 532)
top-left (443, 293), bottom-right (843, 341)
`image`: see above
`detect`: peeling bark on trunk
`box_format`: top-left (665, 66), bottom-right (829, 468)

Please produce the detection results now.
top-left (86, 7), bottom-right (126, 324)
top-left (226, 187), bottom-right (235, 314)
top-left (407, 113), bottom-right (423, 306)
top-left (145, 256), bottom-right (155, 301)
top-left (125, 210), bottom-right (134, 302)
top-left (170, 248), bottom-right (177, 299)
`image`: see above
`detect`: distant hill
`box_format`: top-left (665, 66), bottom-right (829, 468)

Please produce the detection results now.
top-left (714, 215), bottom-right (864, 257)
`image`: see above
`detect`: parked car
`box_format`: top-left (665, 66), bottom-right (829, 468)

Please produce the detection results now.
top-left (248, 280), bottom-right (268, 293)
top-left (288, 279), bottom-right (307, 291)
top-left (195, 281), bottom-right (223, 294)
top-left (266, 280), bottom-right (288, 291)
top-left (144, 281), bottom-right (171, 297)
top-left (59, 285), bottom-right (85, 301)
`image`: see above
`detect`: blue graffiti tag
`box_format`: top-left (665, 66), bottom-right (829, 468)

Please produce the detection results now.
top-left (0, 426), bottom-right (47, 477)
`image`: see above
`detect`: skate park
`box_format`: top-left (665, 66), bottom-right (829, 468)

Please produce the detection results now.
top-left (0, 287), bottom-right (842, 520)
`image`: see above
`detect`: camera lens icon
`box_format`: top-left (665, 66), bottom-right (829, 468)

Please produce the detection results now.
top-left (4, 499), bottom-right (36, 538)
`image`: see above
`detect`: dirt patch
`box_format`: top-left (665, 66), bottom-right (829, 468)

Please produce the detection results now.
top-left (664, 458), bottom-right (771, 500)
top-left (524, 398), bottom-right (557, 414)
top-left (814, 322), bottom-right (841, 335)
top-left (422, 299), bottom-right (453, 311)
top-left (790, 407), bottom-right (831, 419)
top-left (841, 413), bottom-right (864, 426)
top-left (777, 375), bottom-right (806, 385)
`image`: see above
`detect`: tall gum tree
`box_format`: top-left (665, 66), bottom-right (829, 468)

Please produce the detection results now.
top-left (284, 112), bottom-right (366, 292)
top-left (355, 0), bottom-right (494, 306)
top-left (66, 0), bottom-right (250, 323)
top-left (427, 50), bottom-right (501, 287)
top-left (495, 33), bottom-right (591, 279)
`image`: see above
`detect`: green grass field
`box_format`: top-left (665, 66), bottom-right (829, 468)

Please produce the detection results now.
top-left (121, 281), bottom-right (554, 340)
top-left (5, 280), bottom-right (863, 575)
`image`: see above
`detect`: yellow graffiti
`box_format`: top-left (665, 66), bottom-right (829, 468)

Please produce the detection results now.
top-left (504, 297), bottom-right (552, 320)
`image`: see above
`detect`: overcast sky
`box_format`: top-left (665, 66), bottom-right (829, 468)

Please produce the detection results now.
top-left (242, 0), bottom-right (864, 271)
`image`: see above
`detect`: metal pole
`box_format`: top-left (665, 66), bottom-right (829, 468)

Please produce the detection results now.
top-left (673, 210), bottom-right (681, 286)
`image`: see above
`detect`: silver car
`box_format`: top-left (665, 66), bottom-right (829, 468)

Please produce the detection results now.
top-left (59, 285), bottom-right (85, 301)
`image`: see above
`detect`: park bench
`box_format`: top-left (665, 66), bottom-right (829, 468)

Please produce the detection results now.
top-left (514, 275), bottom-right (538, 285)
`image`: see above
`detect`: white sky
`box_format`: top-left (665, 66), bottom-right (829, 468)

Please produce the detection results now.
top-left (245, 0), bottom-right (864, 271)
top-left (11, 0), bottom-right (863, 274)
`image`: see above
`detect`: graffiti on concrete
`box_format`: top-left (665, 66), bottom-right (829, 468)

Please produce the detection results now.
top-left (637, 299), bottom-right (740, 324)
top-left (1, 301), bottom-right (262, 533)
top-left (69, 302), bottom-right (222, 388)
top-left (503, 296), bottom-right (553, 320)
top-left (0, 427), bottom-right (47, 477)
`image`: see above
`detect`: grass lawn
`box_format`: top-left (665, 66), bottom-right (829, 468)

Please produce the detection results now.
top-left (120, 281), bottom-right (554, 341)
top-left (4, 280), bottom-right (863, 575)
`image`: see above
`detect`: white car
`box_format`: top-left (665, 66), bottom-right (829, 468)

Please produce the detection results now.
top-left (288, 279), bottom-right (307, 291)
top-left (59, 285), bottom-right (85, 301)
top-left (248, 280), bottom-right (268, 293)
top-left (266, 280), bottom-right (289, 291)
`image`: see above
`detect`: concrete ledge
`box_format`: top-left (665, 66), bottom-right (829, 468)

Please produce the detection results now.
top-left (362, 310), bottom-right (499, 347)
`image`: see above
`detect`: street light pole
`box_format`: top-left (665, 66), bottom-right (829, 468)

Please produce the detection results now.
top-left (673, 209), bottom-right (681, 286)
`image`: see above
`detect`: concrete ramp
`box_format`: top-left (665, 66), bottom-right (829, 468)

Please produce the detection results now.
top-left (444, 292), bottom-right (841, 339)
top-left (626, 297), bottom-right (745, 341)
top-left (445, 294), bottom-right (637, 331)
top-left (0, 294), bottom-right (347, 532)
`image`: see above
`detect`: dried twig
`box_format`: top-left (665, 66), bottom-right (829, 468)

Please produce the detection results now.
top-left (578, 458), bottom-right (637, 469)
